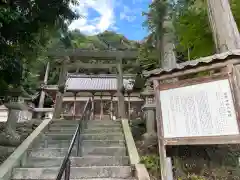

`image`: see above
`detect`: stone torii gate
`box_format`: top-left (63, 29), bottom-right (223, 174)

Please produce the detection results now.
top-left (47, 49), bottom-right (138, 119)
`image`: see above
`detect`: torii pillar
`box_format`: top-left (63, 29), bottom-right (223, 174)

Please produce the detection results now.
top-left (117, 55), bottom-right (126, 119)
top-left (37, 61), bottom-right (50, 118)
top-left (53, 56), bottom-right (69, 119)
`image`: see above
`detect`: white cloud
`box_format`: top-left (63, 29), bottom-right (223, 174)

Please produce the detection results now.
top-left (120, 13), bottom-right (136, 22)
top-left (119, 5), bottom-right (141, 22)
top-left (69, 0), bottom-right (115, 35)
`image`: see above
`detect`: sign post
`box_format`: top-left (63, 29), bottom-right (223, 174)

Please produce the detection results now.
top-left (154, 73), bottom-right (240, 180)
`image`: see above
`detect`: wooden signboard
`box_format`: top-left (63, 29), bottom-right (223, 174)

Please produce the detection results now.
top-left (160, 78), bottom-right (239, 138)
top-left (155, 75), bottom-right (240, 145)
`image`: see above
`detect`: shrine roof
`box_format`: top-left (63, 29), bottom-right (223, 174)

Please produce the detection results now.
top-left (65, 74), bottom-right (134, 92)
top-left (143, 49), bottom-right (240, 78)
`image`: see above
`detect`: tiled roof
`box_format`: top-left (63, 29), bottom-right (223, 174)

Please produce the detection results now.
top-left (143, 49), bottom-right (240, 77)
top-left (65, 74), bottom-right (134, 91)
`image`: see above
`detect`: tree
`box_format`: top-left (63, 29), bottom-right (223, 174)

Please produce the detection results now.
top-left (143, 0), bottom-right (167, 66)
top-left (0, 0), bottom-right (78, 95)
top-left (0, 0), bottom-right (78, 146)
top-left (173, 0), bottom-right (215, 60)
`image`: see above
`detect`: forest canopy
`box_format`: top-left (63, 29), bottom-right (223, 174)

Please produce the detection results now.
top-left (0, 0), bottom-right (240, 96)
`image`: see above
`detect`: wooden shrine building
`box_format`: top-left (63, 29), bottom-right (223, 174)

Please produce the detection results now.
top-left (43, 73), bottom-right (143, 120)
top-left (38, 48), bottom-right (143, 120)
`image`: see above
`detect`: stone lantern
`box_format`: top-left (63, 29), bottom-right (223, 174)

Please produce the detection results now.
top-left (140, 81), bottom-right (157, 142)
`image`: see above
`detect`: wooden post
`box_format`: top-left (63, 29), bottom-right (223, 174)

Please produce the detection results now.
top-left (117, 55), bottom-right (126, 119)
top-left (110, 94), bottom-right (113, 120)
top-left (153, 80), bottom-right (168, 180)
top-left (91, 93), bottom-right (95, 120)
top-left (73, 93), bottom-right (77, 120)
top-left (233, 65), bottom-right (240, 107)
top-left (53, 57), bottom-right (69, 119)
top-left (100, 93), bottom-right (103, 120)
top-left (38, 62), bottom-right (50, 118)
top-left (128, 92), bottom-right (131, 120)
top-left (207, 0), bottom-right (240, 52)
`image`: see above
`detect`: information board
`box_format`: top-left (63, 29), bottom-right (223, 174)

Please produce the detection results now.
top-left (160, 79), bottom-right (239, 138)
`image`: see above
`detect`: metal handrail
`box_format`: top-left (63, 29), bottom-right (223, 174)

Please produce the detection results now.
top-left (56, 98), bottom-right (92, 180)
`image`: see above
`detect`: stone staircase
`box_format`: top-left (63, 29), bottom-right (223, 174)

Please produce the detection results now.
top-left (11, 120), bottom-right (137, 180)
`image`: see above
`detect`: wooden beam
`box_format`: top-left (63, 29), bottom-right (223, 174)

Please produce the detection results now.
top-left (48, 49), bottom-right (138, 59)
top-left (149, 59), bottom-right (240, 81)
top-left (66, 63), bottom-right (117, 70)
top-left (164, 135), bottom-right (240, 145)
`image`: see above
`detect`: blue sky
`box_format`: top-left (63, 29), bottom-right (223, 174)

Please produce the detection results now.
top-left (68, 0), bottom-right (150, 40)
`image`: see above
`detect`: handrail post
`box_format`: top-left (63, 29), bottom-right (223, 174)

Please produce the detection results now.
top-left (64, 159), bottom-right (71, 180)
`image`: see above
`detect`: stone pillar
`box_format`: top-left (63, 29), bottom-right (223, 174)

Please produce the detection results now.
top-left (53, 57), bottom-right (69, 119)
top-left (141, 81), bottom-right (157, 143)
top-left (38, 62), bottom-right (50, 118)
top-left (117, 56), bottom-right (126, 119)
top-left (110, 94), bottom-right (114, 120)
top-left (128, 92), bottom-right (131, 120)
top-left (4, 103), bottom-right (32, 146)
top-left (91, 93), bottom-right (95, 120)
top-left (143, 103), bottom-right (156, 137)
top-left (73, 93), bottom-right (77, 120)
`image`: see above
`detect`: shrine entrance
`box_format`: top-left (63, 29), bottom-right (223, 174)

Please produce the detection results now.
top-left (39, 49), bottom-right (143, 120)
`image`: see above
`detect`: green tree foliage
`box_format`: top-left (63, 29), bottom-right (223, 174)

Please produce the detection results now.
top-left (173, 0), bottom-right (215, 60)
top-left (0, 0), bottom-right (78, 95)
top-left (173, 0), bottom-right (240, 60)
top-left (140, 0), bottom-right (169, 69)
top-left (137, 40), bottom-right (158, 70)
top-left (143, 0), bottom-right (240, 63)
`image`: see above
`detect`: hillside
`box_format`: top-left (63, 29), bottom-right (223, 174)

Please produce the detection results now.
top-left (56, 30), bottom-right (140, 50)
top-left (21, 30), bottom-right (142, 95)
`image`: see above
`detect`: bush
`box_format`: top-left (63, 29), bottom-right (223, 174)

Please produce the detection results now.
top-left (140, 155), bottom-right (160, 177)
top-left (178, 174), bottom-right (207, 180)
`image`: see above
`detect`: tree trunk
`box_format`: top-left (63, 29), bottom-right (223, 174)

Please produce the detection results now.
top-left (207, 0), bottom-right (240, 53)
top-left (159, 1), bottom-right (177, 69)
top-left (161, 18), bottom-right (177, 69)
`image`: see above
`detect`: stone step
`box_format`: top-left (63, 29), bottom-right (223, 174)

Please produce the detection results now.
top-left (67, 178), bottom-right (136, 180)
top-left (44, 133), bottom-right (124, 141)
top-left (82, 147), bottom-right (126, 156)
top-left (48, 127), bottom-right (78, 132)
top-left (50, 121), bottom-right (79, 127)
top-left (36, 140), bottom-right (75, 148)
top-left (86, 120), bottom-right (121, 125)
top-left (50, 123), bottom-right (78, 128)
top-left (51, 120), bottom-right (79, 124)
top-left (25, 156), bottom-right (130, 167)
top-left (81, 134), bottom-right (124, 141)
top-left (29, 148), bottom-right (77, 158)
top-left (36, 140), bottom-right (126, 148)
top-left (86, 123), bottom-right (122, 128)
top-left (12, 166), bottom-right (132, 179)
top-left (82, 140), bottom-right (125, 147)
top-left (43, 133), bottom-right (74, 140)
top-left (82, 128), bottom-right (123, 134)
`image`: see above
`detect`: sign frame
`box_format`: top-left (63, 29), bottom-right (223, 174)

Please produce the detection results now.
top-left (155, 73), bottom-right (240, 146)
